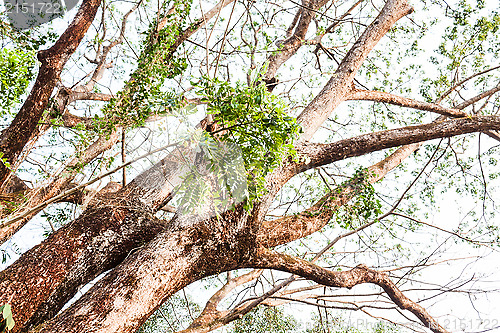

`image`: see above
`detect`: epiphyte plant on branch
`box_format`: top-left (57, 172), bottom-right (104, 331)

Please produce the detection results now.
top-left (0, 0), bottom-right (499, 332)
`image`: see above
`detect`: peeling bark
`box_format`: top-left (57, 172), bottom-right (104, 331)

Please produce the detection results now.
top-left (0, 1), bottom-right (485, 332)
top-left (35, 207), bottom-right (250, 333)
top-left (0, 191), bottom-right (165, 333)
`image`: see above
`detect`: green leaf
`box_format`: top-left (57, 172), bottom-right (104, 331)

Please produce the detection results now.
top-left (2, 304), bottom-right (11, 319)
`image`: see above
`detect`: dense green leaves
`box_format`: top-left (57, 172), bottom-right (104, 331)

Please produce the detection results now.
top-left (175, 131), bottom-right (249, 216)
top-left (230, 306), bottom-right (297, 333)
top-left (0, 48), bottom-right (35, 115)
top-left (334, 168), bottom-right (382, 230)
top-left (99, 0), bottom-right (192, 132)
top-left (173, 77), bottom-right (302, 215)
top-left (196, 77), bottom-right (301, 207)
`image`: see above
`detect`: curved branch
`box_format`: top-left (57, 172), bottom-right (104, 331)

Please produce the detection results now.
top-left (294, 115), bottom-right (500, 174)
top-left (349, 84), bottom-right (500, 142)
top-left (263, 0), bottom-right (330, 88)
top-left (349, 80), bottom-right (500, 118)
top-left (0, 131), bottom-right (120, 244)
top-left (247, 247), bottom-right (448, 333)
top-left (348, 89), bottom-right (465, 117)
top-left (296, 0), bottom-right (413, 141)
top-left (258, 143), bottom-right (419, 248)
top-left (0, 0), bottom-right (232, 242)
top-left (435, 64), bottom-right (500, 104)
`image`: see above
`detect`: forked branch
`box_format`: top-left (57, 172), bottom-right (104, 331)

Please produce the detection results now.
top-left (247, 247), bottom-right (449, 333)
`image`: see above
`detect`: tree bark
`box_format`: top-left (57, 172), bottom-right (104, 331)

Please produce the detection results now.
top-left (296, 0), bottom-right (413, 141)
top-left (0, 0), bottom-right (102, 189)
top-left (35, 207), bottom-right (251, 333)
top-left (0, 190), bottom-right (165, 333)
top-left (3, 1), bottom-right (486, 333)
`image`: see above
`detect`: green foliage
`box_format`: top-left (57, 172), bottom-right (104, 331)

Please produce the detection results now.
top-left (334, 168), bottom-right (382, 229)
top-left (0, 304), bottom-right (15, 332)
top-left (175, 129), bottom-right (248, 216)
top-left (100, 0), bottom-right (192, 132)
top-left (230, 306), bottom-right (297, 333)
top-left (0, 250), bottom-right (9, 264)
top-left (421, 3), bottom-right (500, 103)
top-left (40, 204), bottom-right (73, 237)
top-left (196, 77), bottom-right (301, 208)
top-left (0, 48), bottom-right (35, 115)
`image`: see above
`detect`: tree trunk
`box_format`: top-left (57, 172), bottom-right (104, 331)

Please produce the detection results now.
top-left (35, 207), bottom-right (251, 333)
top-left (0, 191), bottom-right (164, 333)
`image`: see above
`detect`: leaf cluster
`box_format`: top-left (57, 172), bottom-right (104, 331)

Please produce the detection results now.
top-left (0, 48), bottom-right (36, 115)
top-left (334, 168), bottom-right (382, 230)
top-left (98, 0), bottom-right (192, 132)
top-left (196, 77), bottom-right (301, 207)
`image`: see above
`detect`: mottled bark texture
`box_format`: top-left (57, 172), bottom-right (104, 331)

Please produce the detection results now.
top-left (0, 142), bottom-right (199, 332)
top-left (5, 0), bottom-right (499, 332)
top-left (0, 190), bottom-right (165, 333)
top-left (27, 2), bottom-right (451, 332)
top-left (36, 206), bottom-right (251, 333)
top-left (0, 0), bottom-right (102, 189)
top-left (0, 0), bottom-right (240, 330)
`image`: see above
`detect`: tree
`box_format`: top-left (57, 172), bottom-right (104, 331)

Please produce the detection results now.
top-left (0, 0), bottom-right (499, 332)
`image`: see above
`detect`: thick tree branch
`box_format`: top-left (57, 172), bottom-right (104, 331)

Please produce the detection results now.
top-left (294, 115), bottom-right (500, 174)
top-left (35, 205), bottom-right (250, 333)
top-left (348, 84), bottom-right (500, 142)
top-left (0, 3), bottom-right (229, 321)
top-left (0, 193), bottom-right (166, 333)
top-left (296, 0), bottom-right (413, 141)
top-left (0, 0), bottom-right (233, 242)
top-left (258, 143), bottom-right (419, 247)
top-left (262, 0), bottom-right (330, 89)
top-left (247, 248), bottom-right (448, 333)
top-left (348, 88), bottom-right (466, 117)
top-left (0, 0), bottom-right (102, 189)
top-left (0, 131), bottom-right (120, 245)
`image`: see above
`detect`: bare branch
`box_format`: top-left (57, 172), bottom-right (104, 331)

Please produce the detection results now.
top-left (247, 247), bottom-right (448, 333)
top-left (263, 0), bottom-right (330, 87)
top-left (296, 0), bottom-right (413, 141)
top-left (294, 115), bottom-right (500, 174)
top-left (435, 64), bottom-right (500, 104)
top-left (176, 270), bottom-right (263, 333)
